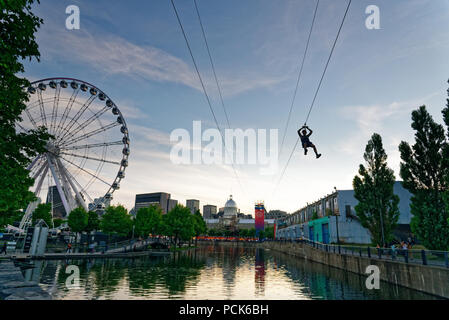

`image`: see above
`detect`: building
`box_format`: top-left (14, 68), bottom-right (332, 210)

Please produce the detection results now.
top-left (168, 199), bottom-right (178, 212)
top-left (265, 210), bottom-right (288, 219)
top-left (203, 205), bottom-right (217, 219)
top-left (275, 181), bottom-right (413, 244)
top-left (135, 192), bottom-right (177, 214)
top-left (205, 195), bottom-right (275, 231)
top-left (186, 199), bottom-right (200, 214)
top-left (46, 186), bottom-right (67, 218)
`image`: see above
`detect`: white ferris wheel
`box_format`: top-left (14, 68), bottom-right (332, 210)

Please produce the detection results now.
top-left (16, 77), bottom-right (130, 231)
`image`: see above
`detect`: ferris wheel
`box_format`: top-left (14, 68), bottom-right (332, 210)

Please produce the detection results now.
top-left (16, 77), bottom-right (130, 230)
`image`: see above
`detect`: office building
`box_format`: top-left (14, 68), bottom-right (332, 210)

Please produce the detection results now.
top-left (135, 192), bottom-right (177, 214)
top-left (203, 205), bottom-right (217, 219)
top-left (186, 199), bottom-right (200, 214)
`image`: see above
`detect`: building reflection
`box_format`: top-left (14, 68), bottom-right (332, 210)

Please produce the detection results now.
top-left (254, 248), bottom-right (265, 296)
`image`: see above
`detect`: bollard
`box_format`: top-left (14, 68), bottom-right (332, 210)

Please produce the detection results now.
top-left (421, 250), bottom-right (427, 265)
top-left (377, 248), bottom-right (381, 259)
top-left (367, 246), bottom-right (371, 258)
top-left (338, 245), bottom-right (341, 254)
top-left (359, 247), bottom-right (362, 257)
top-left (404, 250), bottom-right (409, 264)
top-left (444, 252), bottom-right (449, 268)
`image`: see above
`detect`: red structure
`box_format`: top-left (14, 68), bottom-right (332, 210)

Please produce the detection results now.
top-left (255, 202), bottom-right (265, 233)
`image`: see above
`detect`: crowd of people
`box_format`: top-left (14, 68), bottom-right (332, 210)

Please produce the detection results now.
top-left (376, 237), bottom-right (415, 256)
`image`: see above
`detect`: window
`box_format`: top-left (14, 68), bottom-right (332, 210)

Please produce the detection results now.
top-left (333, 197), bottom-right (339, 215)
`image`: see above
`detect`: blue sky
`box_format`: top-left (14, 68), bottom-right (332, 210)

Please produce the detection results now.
top-left (24, 0), bottom-right (449, 215)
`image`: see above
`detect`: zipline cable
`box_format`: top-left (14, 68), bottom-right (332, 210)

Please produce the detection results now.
top-left (272, 0), bottom-right (352, 198)
top-left (170, 0), bottom-right (246, 195)
top-left (279, 0), bottom-right (320, 156)
top-left (304, 0), bottom-right (352, 125)
top-left (193, 0), bottom-right (231, 130)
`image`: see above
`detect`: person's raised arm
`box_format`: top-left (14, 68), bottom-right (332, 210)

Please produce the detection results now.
top-left (306, 126), bottom-right (313, 137)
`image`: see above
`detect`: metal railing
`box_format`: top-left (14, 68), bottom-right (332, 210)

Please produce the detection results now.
top-left (274, 238), bottom-right (449, 268)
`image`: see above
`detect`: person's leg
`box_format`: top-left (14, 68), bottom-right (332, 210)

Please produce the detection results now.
top-left (311, 144), bottom-right (321, 158)
top-left (302, 143), bottom-right (308, 155)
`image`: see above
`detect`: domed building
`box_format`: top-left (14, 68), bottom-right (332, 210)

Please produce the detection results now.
top-left (204, 195), bottom-right (275, 233)
top-left (223, 195), bottom-right (237, 219)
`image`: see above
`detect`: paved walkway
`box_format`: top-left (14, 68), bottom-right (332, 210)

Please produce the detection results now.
top-left (0, 260), bottom-right (51, 300)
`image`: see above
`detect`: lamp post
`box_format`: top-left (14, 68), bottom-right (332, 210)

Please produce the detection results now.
top-left (335, 213), bottom-right (340, 245)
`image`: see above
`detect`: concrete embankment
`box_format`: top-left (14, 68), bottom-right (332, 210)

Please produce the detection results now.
top-left (0, 260), bottom-right (51, 300)
top-left (199, 241), bottom-right (449, 298)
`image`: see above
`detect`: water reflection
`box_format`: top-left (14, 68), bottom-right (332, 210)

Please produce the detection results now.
top-left (23, 245), bottom-right (438, 300)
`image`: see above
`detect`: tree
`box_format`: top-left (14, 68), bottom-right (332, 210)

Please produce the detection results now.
top-left (239, 229), bottom-right (248, 237)
top-left (134, 205), bottom-right (163, 238)
top-left (264, 226), bottom-right (275, 239)
top-left (161, 205), bottom-right (194, 250)
top-left (192, 210), bottom-right (206, 245)
top-left (353, 133), bottom-right (400, 246)
top-left (32, 203), bottom-right (52, 227)
top-left (85, 211), bottom-right (100, 233)
top-left (100, 205), bottom-right (133, 238)
top-left (399, 104), bottom-right (449, 250)
top-left (0, 0), bottom-right (52, 227)
top-left (247, 228), bottom-right (256, 238)
top-left (68, 207), bottom-right (88, 240)
top-left (442, 81), bottom-right (449, 236)
top-left (53, 218), bottom-right (65, 228)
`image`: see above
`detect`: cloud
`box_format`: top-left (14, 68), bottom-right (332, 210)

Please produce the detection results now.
top-left (340, 92), bottom-right (439, 137)
top-left (35, 22), bottom-right (285, 97)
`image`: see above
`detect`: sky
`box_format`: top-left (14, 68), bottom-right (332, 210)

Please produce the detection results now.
top-left (23, 0), bottom-right (449, 216)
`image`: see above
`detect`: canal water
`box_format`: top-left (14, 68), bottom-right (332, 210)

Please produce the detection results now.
top-left (22, 245), bottom-right (438, 300)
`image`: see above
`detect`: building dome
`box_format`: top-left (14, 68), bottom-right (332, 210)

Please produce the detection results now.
top-left (225, 195), bottom-right (237, 208)
top-left (223, 195), bottom-right (237, 218)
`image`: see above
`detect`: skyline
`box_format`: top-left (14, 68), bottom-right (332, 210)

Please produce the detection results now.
top-left (22, 0), bottom-right (449, 215)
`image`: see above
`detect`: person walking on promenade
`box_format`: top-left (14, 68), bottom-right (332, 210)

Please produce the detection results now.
top-left (1, 242), bottom-right (7, 255)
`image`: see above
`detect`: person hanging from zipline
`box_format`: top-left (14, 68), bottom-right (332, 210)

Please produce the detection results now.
top-left (297, 125), bottom-right (321, 159)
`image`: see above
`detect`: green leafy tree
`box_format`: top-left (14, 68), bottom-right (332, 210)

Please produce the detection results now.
top-left (100, 205), bottom-right (133, 237)
top-left (442, 81), bottom-right (449, 236)
top-left (68, 207), bottom-right (88, 240)
top-left (192, 210), bottom-right (206, 245)
top-left (0, 0), bottom-right (52, 227)
top-left (85, 211), bottom-right (100, 233)
top-left (53, 218), bottom-right (65, 228)
top-left (400, 104), bottom-right (449, 250)
top-left (134, 205), bottom-right (163, 238)
top-left (264, 226), bottom-right (275, 239)
top-left (239, 229), bottom-right (248, 237)
top-left (353, 133), bottom-right (400, 246)
top-left (161, 205), bottom-right (194, 250)
top-left (247, 228), bottom-right (256, 238)
top-left (224, 230), bottom-right (233, 237)
top-left (32, 203), bottom-right (52, 227)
